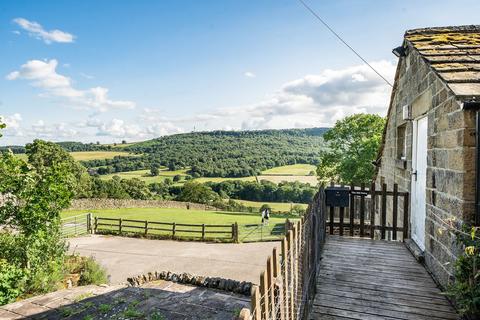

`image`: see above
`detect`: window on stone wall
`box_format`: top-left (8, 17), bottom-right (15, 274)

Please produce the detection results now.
top-left (396, 125), bottom-right (407, 160)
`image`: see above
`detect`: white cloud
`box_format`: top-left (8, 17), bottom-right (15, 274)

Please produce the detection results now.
top-left (13, 18), bottom-right (75, 44)
top-left (244, 71), bottom-right (256, 78)
top-left (197, 60), bottom-right (396, 130)
top-left (6, 59), bottom-right (135, 112)
top-left (31, 120), bottom-right (78, 139)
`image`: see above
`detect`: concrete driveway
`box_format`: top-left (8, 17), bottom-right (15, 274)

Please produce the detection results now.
top-left (68, 235), bottom-right (278, 284)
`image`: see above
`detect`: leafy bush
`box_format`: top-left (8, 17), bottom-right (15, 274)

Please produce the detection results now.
top-left (446, 225), bottom-right (480, 317)
top-left (259, 204), bottom-right (272, 213)
top-left (78, 257), bottom-right (108, 286)
top-left (0, 259), bottom-right (26, 305)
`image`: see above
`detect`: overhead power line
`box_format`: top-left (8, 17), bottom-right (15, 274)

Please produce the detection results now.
top-left (298, 0), bottom-right (394, 88)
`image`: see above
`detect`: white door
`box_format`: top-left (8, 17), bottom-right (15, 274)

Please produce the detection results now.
top-left (411, 116), bottom-right (428, 250)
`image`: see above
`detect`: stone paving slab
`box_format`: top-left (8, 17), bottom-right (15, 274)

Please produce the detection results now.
top-left (0, 281), bottom-right (249, 319)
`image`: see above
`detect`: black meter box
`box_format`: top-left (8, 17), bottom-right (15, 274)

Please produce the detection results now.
top-left (325, 187), bottom-right (350, 207)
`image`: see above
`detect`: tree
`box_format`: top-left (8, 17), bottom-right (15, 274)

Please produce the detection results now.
top-left (173, 174), bottom-right (182, 182)
top-left (178, 182), bottom-right (219, 204)
top-left (150, 165), bottom-right (160, 176)
top-left (317, 114), bottom-right (385, 184)
top-left (0, 140), bottom-right (78, 300)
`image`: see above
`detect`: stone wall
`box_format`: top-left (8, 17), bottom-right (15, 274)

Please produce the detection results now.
top-left (375, 42), bottom-right (476, 287)
top-left (127, 271), bottom-right (252, 296)
top-left (68, 198), bottom-right (216, 211)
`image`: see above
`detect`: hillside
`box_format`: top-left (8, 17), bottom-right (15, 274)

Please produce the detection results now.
top-left (81, 128), bottom-right (328, 178)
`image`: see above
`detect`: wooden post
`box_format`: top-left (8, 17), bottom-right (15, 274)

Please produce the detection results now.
top-left (233, 223), bottom-right (239, 243)
top-left (172, 222), bottom-right (176, 238)
top-left (119, 218), bottom-right (122, 234)
top-left (260, 270), bottom-right (270, 320)
top-left (202, 224), bottom-right (206, 240)
top-left (281, 238), bottom-right (290, 320)
top-left (349, 184), bottom-right (354, 236)
top-left (381, 183), bottom-right (387, 240)
top-left (144, 221), bottom-right (148, 236)
top-left (392, 183), bottom-right (398, 240)
top-left (94, 217), bottom-right (98, 234)
top-left (251, 285), bottom-right (261, 320)
top-left (339, 206), bottom-right (344, 236)
top-left (329, 206), bottom-right (334, 235)
top-left (370, 183), bottom-right (376, 239)
top-left (360, 183), bottom-right (365, 237)
top-left (267, 256), bottom-right (275, 319)
top-left (403, 192), bottom-right (409, 241)
top-left (239, 308), bottom-right (251, 320)
top-left (288, 230), bottom-right (294, 319)
top-left (87, 213), bottom-right (92, 234)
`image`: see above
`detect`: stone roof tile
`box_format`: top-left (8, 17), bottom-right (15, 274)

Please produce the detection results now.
top-left (404, 25), bottom-right (480, 98)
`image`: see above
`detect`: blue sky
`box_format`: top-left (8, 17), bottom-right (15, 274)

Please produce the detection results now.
top-left (1, 0), bottom-right (480, 145)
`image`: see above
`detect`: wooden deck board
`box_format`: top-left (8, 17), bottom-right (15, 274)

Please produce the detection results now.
top-left (310, 236), bottom-right (459, 320)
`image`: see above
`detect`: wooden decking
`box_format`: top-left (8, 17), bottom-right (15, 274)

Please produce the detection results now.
top-left (310, 236), bottom-right (459, 320)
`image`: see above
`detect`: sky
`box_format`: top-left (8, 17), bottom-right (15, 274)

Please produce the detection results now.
top-left (1, 0), bottom-right (480, 145)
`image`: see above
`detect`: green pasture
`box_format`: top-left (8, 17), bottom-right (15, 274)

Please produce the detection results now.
top-left (62, 207), bottom-right (297, 242)
top-left (261, 164), bottom-right (317, 176)
top-left (99, 168), bottom-right (189, 183)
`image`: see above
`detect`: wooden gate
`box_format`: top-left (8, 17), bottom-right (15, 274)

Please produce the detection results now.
top-left (325, 183), bottom-right (409, 241)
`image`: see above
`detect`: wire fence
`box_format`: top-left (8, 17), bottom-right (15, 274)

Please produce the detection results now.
top-left (239, 187), bottom-right (326, 320)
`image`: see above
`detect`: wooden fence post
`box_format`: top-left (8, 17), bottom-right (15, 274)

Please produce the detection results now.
top-left (87, 213), bottom-right (92, 234)
top-left (260, 270), bottom-right (270, 320)
top-left (281, 238), bottom-right (290, 320)
top-left (349, 184), bottom-right (354, 236)
top-left (172, 222), bottom-right (176, 238)
top-left (370, 183), bottom-right (376, 239)
top-left (251, 285), bottom-right (261, 320)
top-left (403, 192), bottom-right (409, 241)
top-left (239, 308), bottom-right (251, 320)
top-left (267, 256), bottom-right (275, 319)
top-left (360, 183), bottom-right (365, 237)
top-left (119, 218), bottom-right (122, 234)
top-left (233, 223), bottom-right (239, 243)
top-left (144, 221), bottom-right (148, 236)
top-left (288, 230), bottom-right (294, 319)
top-left (94, 217), bottom-right (98, 234)
top-left (392, 183), bottom-right (398, 240)
top-left (381, 183), bottom-right (387, 240)
top-left (202, 224), bottom-right (206, 240)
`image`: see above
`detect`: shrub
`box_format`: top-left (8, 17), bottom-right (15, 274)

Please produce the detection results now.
top-left (0, 259), bottom-right (26, 305)
top-left (446, 225), bottom-right (480, 317)
top-left (173, 175), bottom-right (182, 182)
top-left (78, 257), bottom-right (108, 286)
top-left (291, 204), bottom-right (306, 215)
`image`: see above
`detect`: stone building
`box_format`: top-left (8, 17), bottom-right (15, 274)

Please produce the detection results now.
top-left (375, 25), bottom-right (480, 287)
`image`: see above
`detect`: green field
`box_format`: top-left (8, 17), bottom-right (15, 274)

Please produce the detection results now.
top-left (99, 168), bottom-right (189, 183)
top-left (70, 151), bottom-right (133, 161)
top-left (14, 151), bottom-right (133, 161)
top-left (261, 164), bottom-right (317, 176)
top-left (62, 207), bottom-right (296, 242)
top-left (233, 199), bottom-right (308, 212)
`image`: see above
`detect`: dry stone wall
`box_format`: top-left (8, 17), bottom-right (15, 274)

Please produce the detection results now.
top-left (68, 198), bottom-right (216, 211)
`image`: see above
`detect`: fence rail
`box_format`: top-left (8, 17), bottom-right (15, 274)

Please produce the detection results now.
top-left (240, 187), bottom-right (326, 320)
top-left (94, 217), bottom-right (238, 242)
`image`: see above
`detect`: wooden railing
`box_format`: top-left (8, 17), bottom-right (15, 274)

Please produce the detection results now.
top-left (326, 182), bottom-right (409, 241)
top-left (239, 187), bottom-right (326, 320)
top-left (94, 217), bottom-right (238, 242)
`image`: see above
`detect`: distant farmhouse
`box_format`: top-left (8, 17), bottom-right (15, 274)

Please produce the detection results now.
top-left (375, 25), bottom-right (480, 287)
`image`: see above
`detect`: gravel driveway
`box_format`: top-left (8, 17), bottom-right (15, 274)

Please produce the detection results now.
top-left (68, 235), bottom-right (278, 284)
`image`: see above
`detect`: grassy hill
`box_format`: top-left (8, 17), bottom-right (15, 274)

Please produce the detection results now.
top-left (81, 127), bottom-right (328, 178)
